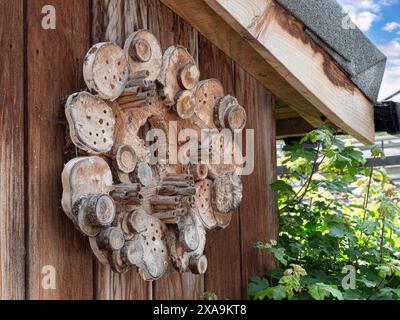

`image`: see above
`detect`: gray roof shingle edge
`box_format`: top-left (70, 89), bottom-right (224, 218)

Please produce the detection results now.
top-left (276, 0), bottom-right (387, 102)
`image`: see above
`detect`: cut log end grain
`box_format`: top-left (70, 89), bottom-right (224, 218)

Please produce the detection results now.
top-left (189, 255), bottom-right (208, 274)
top-left (193, 79), bottom-right (225, 129)
top-left (175, 90), bottom-right (196, 119)
top-left (86, 193), bottom-right (116, 227)
top-left (214, 95), bottom-right (247, 131)
top-left (212, 172), bottom-right (243, 214)
top-left (65, 92), bottom-right (116, 154)
top-left (181, 224), bottom-right (200, 252)
top-left (131, 161), bottom-right (153, 187)
top-left (83, 42), bottom-right (129, 101)
top-left (124, 30), bottom-right (162, 82)
top-left (178, 62), bottom-right (200, 90)
top-left (121, 238), bottom-right (144, 266)
top-left (114, 144), bottom-right (137, 174)
top-left (158, 46), bottom-right (197, 106)
top-left (129, 38), bottom-right (152, 63)
top-left (96, 227), bottom-right (125, 251)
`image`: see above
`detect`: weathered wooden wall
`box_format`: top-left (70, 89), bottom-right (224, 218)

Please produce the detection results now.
top-left (0, 0), bottom-right (277, 300)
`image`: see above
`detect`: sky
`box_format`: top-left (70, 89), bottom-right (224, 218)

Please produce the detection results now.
top-left (337, 0), bottom-right (400, 102)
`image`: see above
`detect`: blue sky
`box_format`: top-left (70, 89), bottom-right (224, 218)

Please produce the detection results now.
top-left (337, 0), bottom-right (400, 101)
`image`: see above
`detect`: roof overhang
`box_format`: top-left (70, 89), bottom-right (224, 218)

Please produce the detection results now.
top-left (161, 0), bottom-right (386, 144)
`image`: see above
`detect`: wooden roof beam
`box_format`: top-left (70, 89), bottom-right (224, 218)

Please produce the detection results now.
top-left (160, 0), bottom-right (375, 144)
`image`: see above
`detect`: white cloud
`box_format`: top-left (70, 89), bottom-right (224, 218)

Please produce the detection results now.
top-left (383, 22), bottom-right (400, 31)
top-left (336, 0), bottom-right (398, 31)
top-left (338, 0), bottom-right (380, 31)
top-left (378, 40), bottom-right (400, 101)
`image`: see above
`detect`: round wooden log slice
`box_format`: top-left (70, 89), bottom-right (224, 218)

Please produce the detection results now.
top-left (195, 180), bottom-right (218, 230)
top-left (83, 42), bottom-right (129, 101)
top-left (212, 172), bottom-right (243, 214)
top-left (157, 45), bottom-right (198, 106)
top-left (189, 163), bottom-right (208, 181)
top-left (74, 198), bottom-right (102, 237)
top-left (121, 237), bottom-right (144, 266)
top-left (175, 90), bottom-right (196, 119)
top-left (132, 161), bottom-right (153, 187)
top-left (124, 30), bottom-right (162, 81)
top-left (193, 79), bottom-right (224, 129)
top-left (178, 62), bottom-right (200, 90)
top-left (65, 92), bottom-right (116, 154)
top-left (114, 144), bottom-right (137, 174)
top-left (180, 224), bottom-right (200, 252)
top-left (96, 227), bottom-right (125, 251)
top-left (214, 95), bottom-right (247, 131)
top-left (86, 194), bottom-right (116, 227)
top-left (130, 38), bottom-right (152, 63)
top-left (227, 104), bottom-right (247, 131)
top-left (129, 210), bottom-right (168, 280)
top-left (61, 157), bottom-right (113, 220)
top-left (189, 255), bottom-right (208, 275)
top-left (127, 209), bottom-right (149, 233)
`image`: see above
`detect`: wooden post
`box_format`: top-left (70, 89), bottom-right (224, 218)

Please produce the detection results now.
top-left (26, 0), bottom-right (94, 299)
top-left (0, 0), bottom-right (25, 300)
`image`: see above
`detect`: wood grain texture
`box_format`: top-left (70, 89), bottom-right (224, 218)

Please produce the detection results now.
top-left (199, 36), bottom-right (243, 300)
top-left (161, 0), bottom-right (375, 145)
top-left (0, 0), bottom-right (25, 300)
top-left (91, 0), bottom-right (150, 300)
top-left (26, 0), bottom-right (93, 299)
top-left (148, 0), bottom-right (204, 300)
top-left (235, 68), bottom-right (279, 298)
top-left (277, 118), bottom-right (314, 139)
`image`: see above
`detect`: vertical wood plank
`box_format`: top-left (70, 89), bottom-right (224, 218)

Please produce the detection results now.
top-left (235, 68), bottom-right (278, 299)
top-left (198, 36), bottom-right (243, 300)
top-left (26, 0), bottom-right (93, 300)
top-left (91, 0), bottom-right (150, 300)
top-left (0, 0), bottom-right (25, 300)
top-left (148, 0), bottom-right (203, 300)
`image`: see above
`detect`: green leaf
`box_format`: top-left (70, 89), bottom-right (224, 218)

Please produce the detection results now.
top-left (307, 283), bottom-right (343, 300)
top-left (253, 285), bottom-right (287, 300)
top-left (248, 276), bottom-right (269, 297)
top-left (308, 284), bottom-right (330, 300)
top-left (358, 278), bottom-right (377, 288)
top-left (203, 291), bottom-right (218, 300)
top-left (329, 223), bottom-right (346, 238)
top-left (376, 265), bottom-right (392, 278)
top-left (271, 180), bottom-right (295, 196)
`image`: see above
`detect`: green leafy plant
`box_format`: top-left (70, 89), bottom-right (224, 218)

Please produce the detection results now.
top-left (203, 291), bottom-right (218, 300)
top-left (249, 125), bottom-right (400, 300)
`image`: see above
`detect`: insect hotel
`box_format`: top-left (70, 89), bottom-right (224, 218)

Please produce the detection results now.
top-left (0, 0), bottom-right (385, 299)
